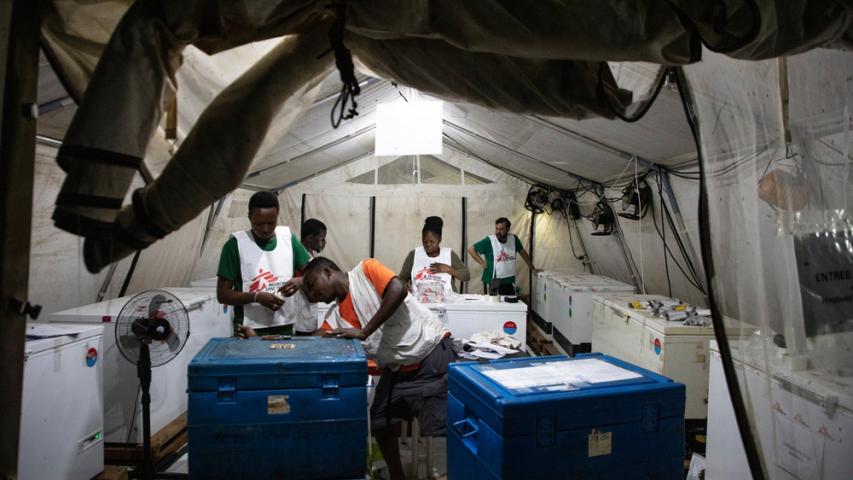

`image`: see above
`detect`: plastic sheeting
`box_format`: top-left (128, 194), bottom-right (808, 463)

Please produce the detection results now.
top-left (685, 48), bottom-right (853, 477)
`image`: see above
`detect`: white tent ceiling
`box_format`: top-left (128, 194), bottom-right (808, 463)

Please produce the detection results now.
top-left (36, 43), bottom-right (698, 194)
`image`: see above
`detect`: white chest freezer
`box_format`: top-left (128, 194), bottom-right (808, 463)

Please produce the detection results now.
top-left (706, 339), bottom-right (853, 480)
top-left (19, 323), bottom-right (105, 480)
top-left (46, 287), bottom-right (233, 443)
top-left (549, 274), bottom-right (635, 354)
top-left (189, 276), bottom-right (218, 289)
top-left (532, 269), bottom-right (578, 338)
top-left (592, 293), bottom-right (715, 420)
top-left (427, 295), bottom-right (527, 350)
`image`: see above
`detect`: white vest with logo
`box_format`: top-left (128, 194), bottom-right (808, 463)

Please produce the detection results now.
top-left (411, 246), bottom-right (453, 294)
top-left (489, 234), bottom-right (517, 280)
top-left (326, 260), bottom-right (447, 369)
top-left (234, 226), bottom-right (294, 329)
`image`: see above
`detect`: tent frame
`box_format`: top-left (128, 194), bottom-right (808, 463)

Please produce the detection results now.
top-left (0, 1), bottom-right (40, 476)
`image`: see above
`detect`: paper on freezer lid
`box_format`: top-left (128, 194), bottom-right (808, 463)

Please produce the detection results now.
top-left (480, 358), bottom-right (642, 391)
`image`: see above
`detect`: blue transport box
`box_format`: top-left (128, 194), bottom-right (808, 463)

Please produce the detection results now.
top-left (187, 337), bottom-right (368, 479)
top-left (447, 353), bottom-right (685, 479)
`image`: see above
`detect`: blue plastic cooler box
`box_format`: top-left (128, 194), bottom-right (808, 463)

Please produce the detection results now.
top-left (447, 353), bottom-right (685, 479)
top-left (187, 337), bottom-right (368, 480)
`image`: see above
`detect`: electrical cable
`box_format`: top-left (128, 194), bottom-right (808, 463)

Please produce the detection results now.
top-left (657, 174), bottom-right (673, 297)
top-left (597, 64), bottom-right (670, 123)
top-left (635, 158), bottom-right (646, 293)
top-left (649, 178), bottom-right (703, 292)
top-left (562, 207), bottom-right (586, 261)
top-left (661, 194), bottom-right (703, 286)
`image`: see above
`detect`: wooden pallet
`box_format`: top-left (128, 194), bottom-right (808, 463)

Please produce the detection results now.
top-left (94, 466), bottom-right (129, 480)
top-left (105, 412), bottom-right (188, 465)
top-left (527, 322), bottom-right (562, 355)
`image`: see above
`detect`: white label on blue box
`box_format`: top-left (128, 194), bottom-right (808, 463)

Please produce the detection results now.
top-left (481, 359), bottom-right (641, 391)
top-left (268, 395), bottom-right (291, 415)
top-left (588, 430), bottom-right (612, 457)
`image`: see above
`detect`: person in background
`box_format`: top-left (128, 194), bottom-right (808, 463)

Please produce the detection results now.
top-left (468, 217), bottom-right (540, 295)
top-left (291, 217), bottom-right (328, 335)
top-left (300, 218), bottom-right (327, 255)
top-left (302, 257), bottom-right (452, 480)
top-left (399, 216), bottom-right (470, 297)
top-left (216, 191), bottom-right (311, 337)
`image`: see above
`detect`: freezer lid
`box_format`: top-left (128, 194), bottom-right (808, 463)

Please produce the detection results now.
top-left (448, 353), bottom-right (685, 437)
top-left (189, 276), bottom-right (218, 288)
top-left (25, 322), bottom-right (104, 354)
top-left (188, 337), bottom-right (367, 391)
top-left (597, 294), bottom-right (715, 335)
top-left (712, 340), bottom-right (853, 412)
top-left (428, 295), bottom-right (527, 312)
top-left (47, 287), bottom-right (214, 323)
top-left (643, 315), bottom-right (715, 336)
top-left (158, 287), bottom-right (217, 306)
top-left (554, 276), bottom-right (635, 291)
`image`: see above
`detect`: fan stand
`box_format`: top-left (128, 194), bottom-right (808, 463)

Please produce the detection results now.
top-left (133, 341), bottom-right (187, 480)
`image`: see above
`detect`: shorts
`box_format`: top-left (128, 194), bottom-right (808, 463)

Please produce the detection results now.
top-left (370, 336), bottom-right (455, 436)
top-left (484, 282), bottom-right (516, 295)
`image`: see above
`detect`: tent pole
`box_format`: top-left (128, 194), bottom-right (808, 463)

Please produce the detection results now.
top-left (199, 197), bottom-right (226, 257)
top-left (565, 208), bottom-right (592, 274)
top-left (300, 193), bottom-right (306, 230)
top-left (0, 0), bottom-right (40, 476)
top-left (614, 225), bottom-right (643, 291)
top-left (96, 263), bottom-right (119, 302)
top-left (461, 197), bottom-right (467, 293)
top-left (608, 193), bottom-right (644, 291)
top-left (369, 196), bottom-right (376, 258)
top-left (528, 211), bottom-right (535, 299)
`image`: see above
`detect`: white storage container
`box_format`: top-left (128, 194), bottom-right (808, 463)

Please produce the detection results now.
top-left (537, 270), bottom-right (578, 338)
top-left (592, 293), bottom-right (714, 420)
top-left (428, 295), bottom-right (527, 350)
top-left (46, 287), bottom-right (233, 443)
top-left (549, 274), bottom-right (634, 354)
top-left (189, 276), bottom-right (218, 289)
top-left (706, 339), bottom-right (853, 479)
top-left (19, 323), bottom-right (105, 480)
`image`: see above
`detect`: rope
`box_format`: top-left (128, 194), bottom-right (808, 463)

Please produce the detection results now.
top-left (319, 1), bottom-right (361, 128)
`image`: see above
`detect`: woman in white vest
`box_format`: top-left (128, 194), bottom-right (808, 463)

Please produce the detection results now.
top-left (216, 191), bottom-right (312, 337)
top-left (399, 216), bottom-right (469, 301)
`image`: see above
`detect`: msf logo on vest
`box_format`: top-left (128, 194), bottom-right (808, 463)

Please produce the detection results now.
top-left (414, 267), bottom-right (441, 282)
top-left (495, 251), bottom-right (516, 263)
top-left (249, 269), bottom-right (279, 293)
